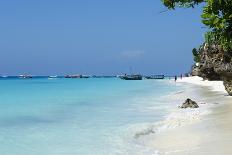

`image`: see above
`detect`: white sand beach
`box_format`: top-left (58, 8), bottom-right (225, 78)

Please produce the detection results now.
top-left (137, 76), bottom-right (232, 155)
top-left (177, 76), bottom-right (227, 93)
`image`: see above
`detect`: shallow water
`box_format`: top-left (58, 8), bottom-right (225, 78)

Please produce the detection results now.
top-left (0, 78), bottom-right (181, 155)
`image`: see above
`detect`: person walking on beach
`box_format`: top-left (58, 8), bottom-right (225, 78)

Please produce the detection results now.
top-left (175, 76), bottom-right (177, 82)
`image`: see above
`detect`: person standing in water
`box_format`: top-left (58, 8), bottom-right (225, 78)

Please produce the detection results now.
top-left (175, 76), bottom-right (177, 82)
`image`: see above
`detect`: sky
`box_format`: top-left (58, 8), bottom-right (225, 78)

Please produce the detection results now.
top-left (0, 0), bottom-right (206, 75)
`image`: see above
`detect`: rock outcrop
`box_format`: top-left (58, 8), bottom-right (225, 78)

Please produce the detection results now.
top-left (191, 65), bottom-right (201, 76)
top-left (223, 77), bottom-right (232, 95)
top-left (192, 43), bottom-right (232, 95)
top-left (180, 98), bottom-right (199, 108)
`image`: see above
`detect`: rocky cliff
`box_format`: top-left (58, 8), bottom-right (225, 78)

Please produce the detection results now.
top-left (192, 43), bottom-right (232, 95)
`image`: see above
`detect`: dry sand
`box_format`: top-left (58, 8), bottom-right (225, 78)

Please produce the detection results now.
top-left (138, 76), bottom-right (232, 155)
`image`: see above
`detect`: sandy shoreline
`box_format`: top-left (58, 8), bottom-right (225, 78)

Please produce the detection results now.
top-left (137, 76), bottom-right (232, 155)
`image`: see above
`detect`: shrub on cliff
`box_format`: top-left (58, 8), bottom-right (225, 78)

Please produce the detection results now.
top-left (162, 0), bottom-right (232, 51)
top-left (192, 48), bottom-right (201, 63)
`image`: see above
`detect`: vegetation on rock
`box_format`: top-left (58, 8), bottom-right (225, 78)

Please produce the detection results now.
top-left (162, 0), bottom-right (232, 95)
top-left (192, 47), bottom-right (201, 62)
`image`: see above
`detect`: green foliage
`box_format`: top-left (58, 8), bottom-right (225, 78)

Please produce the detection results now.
top-left (192, 48), bottom-right (201, 62)
top-left (162, 0), bottom-right (204, 9)
top-left (162, 0), bottom-right (232, 51)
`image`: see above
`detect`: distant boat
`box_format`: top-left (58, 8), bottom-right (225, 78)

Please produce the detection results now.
top-left (65, 74), bottom-right (82, 78)
top-left (81, 75), bottom-right (90, 78)
top-left (65, 74), bottom-right (91, 79)
top-left (48, 75), bottom-right (58, 79)
top-left (120, 74), bottom-right (142, 80)
top-left (19, 75), bottom-right (32, 79)
top-left (116, 75), bottom-right (124, 78)
top-left (1, 76), bottom-right (8, 78)
top-left (145, 75), bottom-right (165, 79)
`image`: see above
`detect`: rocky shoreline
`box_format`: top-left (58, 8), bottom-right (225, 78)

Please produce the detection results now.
top-left (191, 43), bottom-right (232, 95)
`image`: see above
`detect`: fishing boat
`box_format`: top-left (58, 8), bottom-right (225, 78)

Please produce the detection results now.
top-left (145, 75), bottom-right (165, 79)
top-left (120, 74), bottom-right (142, 80)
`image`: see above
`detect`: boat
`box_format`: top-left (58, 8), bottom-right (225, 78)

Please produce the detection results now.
top-left (48, 75), bottom-right (58, 79)
top-left (145, 75), bottom-right (165, 79)
top-left (65, 74), bottom-right (91, 78)
top-left (81, 75), bottom-right (90, 78)
top-left (65, 74), bottom-right (81, 78)
top-left (116, 75), bottom-right (124, 78)
top-left (19, 75), bottom-right (32, 79)
top-left (120, 74), bottom-right (142, 80)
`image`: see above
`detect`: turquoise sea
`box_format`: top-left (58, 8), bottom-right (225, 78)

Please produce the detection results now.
top-left (0, 78), bottom-right (181, 155)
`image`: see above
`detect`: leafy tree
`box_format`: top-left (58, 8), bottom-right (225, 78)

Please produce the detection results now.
top-left (162, 0), bottom-right (232, 51)
top-left (192, 47), bottom-right (200, 62)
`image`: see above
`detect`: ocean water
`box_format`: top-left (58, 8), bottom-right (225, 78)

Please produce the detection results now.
top-left (0, 78), bottom-right (181, 155)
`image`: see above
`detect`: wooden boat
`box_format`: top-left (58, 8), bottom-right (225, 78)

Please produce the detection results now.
top-left (120, 74), bottom-right (142, 80)
top-left (145, 75), bottom-right (165, 79)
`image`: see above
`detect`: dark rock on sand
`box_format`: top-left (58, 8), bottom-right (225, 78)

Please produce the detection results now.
top-left (180, 98), bottom-right (199, 108)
